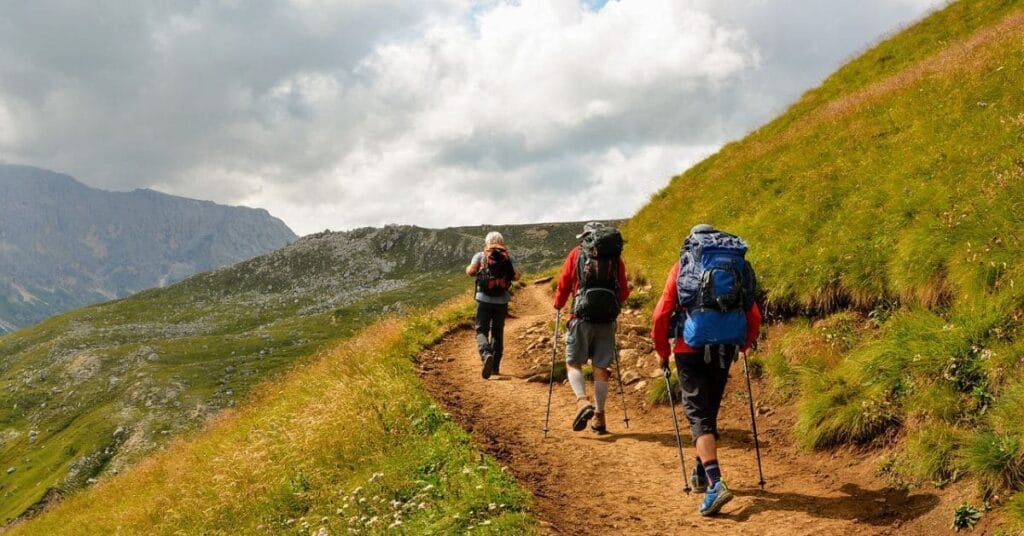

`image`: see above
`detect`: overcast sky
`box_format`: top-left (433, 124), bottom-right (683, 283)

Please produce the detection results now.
top-left (0, 0), bottom-right (946, 235)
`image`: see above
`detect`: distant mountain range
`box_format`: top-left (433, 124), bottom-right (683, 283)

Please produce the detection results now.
top-left (0, 164), bottom-right (297, 333)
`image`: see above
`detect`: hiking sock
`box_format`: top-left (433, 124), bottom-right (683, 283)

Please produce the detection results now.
top-left (703, 460), bottom-right (721, 486)
top-left (695, 457), bottom-right (707, 480)
top-left (567, 366), bottom-right (587, 400)
top-left (594, 380), bottom-right (609, 413)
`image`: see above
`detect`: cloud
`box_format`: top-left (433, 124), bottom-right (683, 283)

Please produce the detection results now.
top-left (0, 0), bottom-right (946, 235)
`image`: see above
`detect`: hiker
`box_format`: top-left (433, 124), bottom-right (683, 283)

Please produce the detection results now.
top-left (553, 222), bottom-right (631, 434)
top-left (652, 224), bottom-right (762, 516)
top-left (466, 231), bottom-right (521, 379)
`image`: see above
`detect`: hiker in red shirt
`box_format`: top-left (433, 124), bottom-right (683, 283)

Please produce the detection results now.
top-left (651, 224), bottom-right (761, 516)
top-left (553, 222), bottom-right (630, 434)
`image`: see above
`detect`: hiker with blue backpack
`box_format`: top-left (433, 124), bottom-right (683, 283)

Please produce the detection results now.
top-left (553, 222), bottom-right (631, 434)
top-left (467, 232), bottom-right (521, 379)
top-left (651, 224), bottom-right (762, 516)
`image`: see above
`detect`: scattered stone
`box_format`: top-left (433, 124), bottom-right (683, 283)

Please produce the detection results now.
top-left (6, 467), bottom-right (15, 474)
top-left (634, 381), bottom-right (648, 392)
top-left (620, 370), bottom-right (642, 385)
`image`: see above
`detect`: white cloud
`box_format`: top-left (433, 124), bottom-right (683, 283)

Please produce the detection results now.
top-left (0, 0), bottom-right (947, 235)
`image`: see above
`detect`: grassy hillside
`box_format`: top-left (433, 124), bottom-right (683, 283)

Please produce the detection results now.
top-left (0, 222), bottom-right (587, 524)
top-left (623, 0), bottom-right (1024, 526)
top-left (11, 298), bottom-right (534, 535)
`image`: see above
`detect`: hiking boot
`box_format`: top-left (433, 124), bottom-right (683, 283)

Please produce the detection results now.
top-left (481, 352), bottom-right (495, 379)
top-left (572, 398), bottom-right (595, 432)
top-left (690, 468), bottom-right (708, 494)
top-left (590, 411), bottom-right (607, 434)
top-left (699, 480), bottom-right (733, 516)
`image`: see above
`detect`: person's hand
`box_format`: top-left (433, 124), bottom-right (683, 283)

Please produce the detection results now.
top-left (659, 357), bottom-right (671, 377)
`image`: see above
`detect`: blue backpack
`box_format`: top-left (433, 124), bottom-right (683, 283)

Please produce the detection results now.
top-left (674, 228), bottom-right (757, 348)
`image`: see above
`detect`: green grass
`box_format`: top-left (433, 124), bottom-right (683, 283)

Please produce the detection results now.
top-left (0, 273), bottom-right (470, 524)
top-left (618, 0), bottom-right (1024, 514)
top-left (10, 299), bottom-right (536, 535)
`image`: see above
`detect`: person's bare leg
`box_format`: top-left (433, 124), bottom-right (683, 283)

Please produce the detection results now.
top-left (695, 433), bottom-right (717, 462)
top-left (696, 433), bottom-right (722, 486)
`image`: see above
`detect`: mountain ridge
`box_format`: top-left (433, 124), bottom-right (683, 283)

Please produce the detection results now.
top-left (0, 163), bottom-right (297, 333)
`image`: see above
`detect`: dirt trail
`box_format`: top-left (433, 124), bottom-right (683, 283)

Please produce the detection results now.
top-left (418, 283), bottom-right (944, 535)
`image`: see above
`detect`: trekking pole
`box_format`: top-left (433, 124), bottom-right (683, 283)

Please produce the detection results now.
top-left (742, 351), bottom-right (767, 489)
top-left (543, 310), bottom-right (561, 437)
top-left (663, 365), bottom-right (691, 494)
top-left (612, 349), bottom-right (630, 429)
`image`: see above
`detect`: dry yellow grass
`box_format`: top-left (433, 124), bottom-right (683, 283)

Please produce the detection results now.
top-left (13, 298), bottom-right (534, 534)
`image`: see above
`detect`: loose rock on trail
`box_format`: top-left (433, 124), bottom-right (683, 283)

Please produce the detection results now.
top-left (418, 283), bottom-right (946, 535)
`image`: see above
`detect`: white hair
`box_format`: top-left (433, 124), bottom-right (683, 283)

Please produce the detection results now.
top-left (485, 231), bottom-right (505, 246)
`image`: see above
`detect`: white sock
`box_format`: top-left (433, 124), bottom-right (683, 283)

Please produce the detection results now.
top-left (567, 366), bottom-right (587, 400)
top-left (594, 380), bottom-right (609, 413)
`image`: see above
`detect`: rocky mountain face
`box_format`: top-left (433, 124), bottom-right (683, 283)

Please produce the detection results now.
top-left (209, 222), bottom-right (600, 316)
top-left (0, 164), bottom-right (297, 333)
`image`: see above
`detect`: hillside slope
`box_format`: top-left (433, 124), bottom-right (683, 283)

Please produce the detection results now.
top-left (624, 0), bottom-right (1024, 529)
top-left (0, 164), bottom-right (297, 333)
top-left (0, 221), bottom-right (591, 524)
top-left (10, 299), bottom-right (535, 535)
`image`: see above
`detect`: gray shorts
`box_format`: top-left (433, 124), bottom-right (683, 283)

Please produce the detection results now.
top-left (565, 318), bottom-right (617, 369)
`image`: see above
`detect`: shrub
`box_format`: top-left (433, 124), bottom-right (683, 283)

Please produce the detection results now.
top-left (962, 431), bottom-right (1024, 495)
top-left (904, 423), bottom-right (963, 485)
top-left (647, 370), bottom-right (679, 405)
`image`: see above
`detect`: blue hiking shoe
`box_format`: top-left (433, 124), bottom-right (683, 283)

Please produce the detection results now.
top-left (690, 469), bottom-right (708, 494)
top-left (699, 480), bottom-right (733, 516)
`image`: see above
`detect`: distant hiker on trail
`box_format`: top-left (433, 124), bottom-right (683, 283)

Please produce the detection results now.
top-left (553, 222), bottom-right (631, 434)
top-left (652, 224), bottom-right (762, 516)
top-left (467, 231), bottom-right (521, 379)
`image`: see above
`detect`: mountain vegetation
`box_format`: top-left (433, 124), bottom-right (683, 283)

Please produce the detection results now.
top-left (0, 221), bottom-right (591, 524)
top-left (10, 300), bottom-right (534, 535)
top-left (0, 164), bottom-right (297, 334)
top-left (623, 0), bottom-right (1024, 528)
top-left (11, 0), bottom-right (1024, 531)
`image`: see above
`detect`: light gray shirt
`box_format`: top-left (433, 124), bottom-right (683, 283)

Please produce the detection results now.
top-left (471, 251), bottom-right (517, 304)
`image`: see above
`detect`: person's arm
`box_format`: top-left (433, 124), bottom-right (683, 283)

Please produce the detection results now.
top-left (742, 302), bottom-right (762, 352)
top-left (616, 259), bottom-right (631, 304)
top-left (553, 248), bottom-right (578, 310)
top-left (466, 253), bottom-right (481, 277)
top-left (651, 262), bottom-right (680, 366)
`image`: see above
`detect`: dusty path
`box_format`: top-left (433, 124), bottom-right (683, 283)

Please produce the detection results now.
top-left (418, 283), bottom-right (943, 535)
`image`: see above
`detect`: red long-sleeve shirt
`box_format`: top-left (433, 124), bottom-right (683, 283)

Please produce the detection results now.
top-left (553, 246), bottom-right (631, 314)
top-left (651, 260), bottom-right (762, 360)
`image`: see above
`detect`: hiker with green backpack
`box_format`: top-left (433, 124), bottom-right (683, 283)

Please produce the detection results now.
top-left (467, 231), bottom-right (521, 379)
top-left (651, 224), bottom-right (762, 516)
top-left (553, 222), bottom-right (631, 434)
